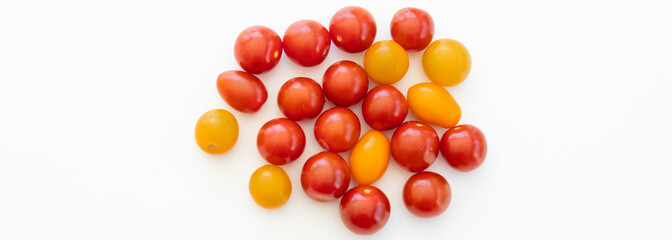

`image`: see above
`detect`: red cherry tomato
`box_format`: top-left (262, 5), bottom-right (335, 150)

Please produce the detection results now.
top-left (322, 60), bottom-right (369, 107)
top-left (301, 151), bottom-right (351, 202)
top-left (277, 77), bottom-right (325, 121)
top-left (283, 20), bottom-right (331, 67)
top-left (234, 26), bottom-right (282, 74)
top-left (329, 6), bottom-right (377, 53)
top-left (391, 121), bottom-right (440, 172)
top-left (257, 118), bottom-right (306, 165)
top-left (339, 185), bottom-right (391, 235)
top-left (216, 70), bottom-right (268, 113)
top-left (440, 124), bottom-right (487, 172)
top-left (362, 85), bottom-right (408, 131)
top-left (314, 107), bottom-right (361, 152)
top-left (390, 7), bottom-right (435, 51)
top-left (403, 171), bottom-right (451, 218)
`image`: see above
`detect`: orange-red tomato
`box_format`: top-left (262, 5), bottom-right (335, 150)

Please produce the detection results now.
top-left (322, 60), bottom-right (369, 107)
top-left (362, 85), bottom-right (408, 131)
top-left (403, 171), bottom-right (451, 218)
top-left (391, 121), bottom-right (440, 172)
top-left (390, 7), bottom-right (434, 51)
top-left (349, 130), bottom-right (389, 185)
top-left (234, 26), bottom-right (282, 74)
top-left (277, 77), bottom-right (325, 121)
top-left (283, 20), bottom-right (331, 67)
top-left (329, 6), bottom-right (377, 53)
top-left (440, 124), bottom-right (487, 172)
top-left (257, 118), bottom-right (306, 165)
top-left (314, 107), bottom-right (361, 152)
top-left (216, 70), bottom-right (267, 113)
top-left (301, 151), bottom-right (351, 202)
top-left (339, 186), bottom-right (391, 235)
top-left (422, 39), bottom-right (472, 87)
top-left (249, 164), bottom-right (292, 209)
top-left (407, 82), bottom-right (461, 128)
top-left (363, 40), bottom-right (409, 84)
top-left (194, 109), bottom-right (238, 154)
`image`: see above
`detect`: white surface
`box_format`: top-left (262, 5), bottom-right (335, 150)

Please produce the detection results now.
top-left (1, 0), bottom-right (672, 239)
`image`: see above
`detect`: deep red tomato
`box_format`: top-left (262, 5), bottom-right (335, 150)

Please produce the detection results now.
top-left (216, 70), bottom-right (267, 113)
top-left (403, 171), bottom-right (451, 218)
top-left (390, 7), bottom-right (435, 51)
top-left (362, 85), bottom-right (408, 131)
top-left (339, 185), bottom-right (391, 235)
top-left (234, 26), bottom-right (283, 74)
top-left (301, 151), bottom-right (351, 202)
top-left (314, 107), bottom-right (361, 152)
top-left (440, 124), bottom-right (487, 172)
top-left (283, 20), bottom-right (331, 67)
top-left (391, 121), bottom-right (440, 172)
top-left (329, 6), bottom-right (377, 53)
top-left (257, 118), bottom-right (306, 165)
top-left (322, 60), bottom-right (369, 107)
top-left (277, 77), bottom-right (325, 121)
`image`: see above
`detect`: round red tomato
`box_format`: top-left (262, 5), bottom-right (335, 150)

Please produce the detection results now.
top-left (362, 85), bottom-right (408, 131)
top-left (314, 107), bottom-right (361, 152)
top-left (301, 151), bottom-right (351, 202)
top-left (234, 26), bottom-right (282, 74)
top-left (283, 20), bottom-right (331, 67)
top-left (257, 118), bottom-right (306, 165)
top-left (390, 7), bottom-right (435, 51)
top-left (440, 124), bottom-right (487, 172)
top-left (277, 77), bottom-right (325, 121)
top-left (391, 121), bottom-right (439, 172)
top-left (329, 6), bottom-right (376, 53)
top-left (216, 70), bottom-right (267, 113)
top-left (339, 185), bottom-right (391, 235)
top-left (322, 60), bottom-right (369, 107)
top-left (403, 171), bottom-right (451, 218)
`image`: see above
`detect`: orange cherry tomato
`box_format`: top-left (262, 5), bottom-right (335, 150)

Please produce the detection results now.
top-left (390, 7), bottom-right (434, 51)
top-left (422, 39), bottom-right (472, 87)
top-left (249, 164), bottom-right (292, 209)
top-left (407, 82), bottom-right (461, 128)
top-left (234, 26), bottom-right (283, 74)
top-left (349, 130), bottom-right (390, 185)
top-left (194, 109), bottom-right (238, 154)
top-left (363, 40), bottom-right (409, 84)
top-left (403, 171), bottom-right (451, 218)
top-left (329, 6), bottom-right (377, 53)
top-left (216, 70), bottom-right (268, 113)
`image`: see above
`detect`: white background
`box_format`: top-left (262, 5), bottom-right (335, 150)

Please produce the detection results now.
top-left (1, 0), bottom-right (671, 239)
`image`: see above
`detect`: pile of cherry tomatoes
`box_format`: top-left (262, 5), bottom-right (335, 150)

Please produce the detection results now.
top-left (194, 6), bottom-right (487, 235)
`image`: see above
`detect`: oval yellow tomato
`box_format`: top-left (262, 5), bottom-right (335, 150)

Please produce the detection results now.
top-left (249, 165), bottom-right (292, 209)
top-left (349, 130), bottom-right (390, 185)
top-left (407, 83), bottom-right (461, 128)
top-left (363, 40), bottom-right (409, 84)
top-left (194, 109), bottom-right (239, 154)
top-left (422, 39), bottom-right (472, 87)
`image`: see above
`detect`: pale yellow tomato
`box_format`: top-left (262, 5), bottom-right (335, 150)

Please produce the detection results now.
top-left (194, 109), bottom-right (239, 154)
top-left (349, 130), bottom-right (390, 185)
top-left (363, 40), bottom-right (409, 84)
top-left (249, 165), bottom-right (292, 209)
top-left (407, 83), bottom-right (461, 128)
top-left (422, 39), bottom-right (472, 87)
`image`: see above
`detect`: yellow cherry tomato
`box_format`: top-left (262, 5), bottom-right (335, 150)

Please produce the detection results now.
top-left (349, 130), bottom-right (390, 185)
top-left (194, 109), bottom-right (239, 154)
top-left (422, 39), bottom-right (472, 87)
top-left (249, 165), bottom-right (292, 209)
top-left (407, 82), bottom-right (461, 128)
top-left (363, 40), bottom-right (409, 84)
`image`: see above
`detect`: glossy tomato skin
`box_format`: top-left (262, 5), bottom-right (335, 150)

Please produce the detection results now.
top-left (329, 6), bottom-right (377, 53)
top-left (403, 171), bottom-right (451, 218)
top-left (362, 85), bottom-right (408, 131)
top-left (194, 109), bottom-right (238, 154)
top-left (322, 60), bottom-right (369, 107)
top-left (283, 20), bottom-right (331, 67)
top-left (440, 124), bottom-right (487, 172)
top-left (249, 164), bottom-right (292, 209)
top-left (339, 186), bottom-right (391, 235)
top-left (391, 121), bottom-right (440, 172)
top-left (277, 77), bottom-right (325, 121)
top-left (216, 70), bottom-right (267, 113)
top-left (314, 107), bottom-right (361, 152)
top-left (390, 7), bottom-right (435, 51)
top-left (423, 39), bottom-right (472, 87)
top-left (407, 82), bottom-right (462, 128)
top-left (349, 130), bottom-right (390, 185)
top-left (301, 151), bottom-right (351, 202)
top-left (257, 118), bottom-right (306, 165)
top-left (363, 40), bottom-right (409, 84)
top-left (234, 26), bottom-right (282, 74)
